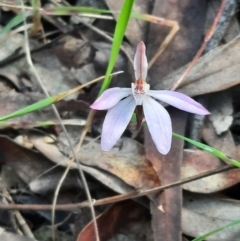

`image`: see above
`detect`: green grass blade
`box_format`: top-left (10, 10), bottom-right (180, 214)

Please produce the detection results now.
top-left (99, 0), bottom-right (135, 95)
top-left (192, 219), bottom-right (240, 241)
top-left (52, 6), bottom-right (113, 15)
top-left (173, 132), bottom-right (240, 168)
top-left (0, 72), bottom-right (122, 122)
top-left (0, 13), bottom-right (24, 35)
top-left (0, 96), bottom-right (58, 122)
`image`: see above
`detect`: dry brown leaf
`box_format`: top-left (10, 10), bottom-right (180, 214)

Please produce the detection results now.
top-left (154, 39), bottom-right (240, 96)
top-left (182, 149), bottom-right (240, 193)
top-left (0, 31), bottom-right (85, 99)
top-left (77, 201), bottom-right (151, 241)
top-left (183, 192), bottom-right (240, 240)
top-left (0, 135), bottom-right (81, 195)
top-left (0, 31), bottom-right (25, 62)
top-left (52, 36), bottom-right (91, 68)
top-left (29, 135), bottom-right (160, 193)
top-left (0, 90), bottom-right (55, 123)
top-left (29, 135), bottom-right (134, 194)
top-left (74, 63), bottom-right (98, 87)
top-left (32, 47), bottom-right (81, 98)
top-left (79, 138), bottom-right (160, 190)
top-left (148, 0), bottom-right (207, 82)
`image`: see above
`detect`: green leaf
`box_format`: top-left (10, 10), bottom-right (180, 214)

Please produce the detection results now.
top-left (173, 132), bottom-right (240, 168)
top-left (0, 13), bottom-right (25, 35)
top-left (0, 72), bottom-right (121, 122)
top-left (192, 219), bottom-right (240, 241)
top-left (52, 6), bottom-right (112, 15)
top-left (99, 0), bottom-right (135, 95)
top-left (0, 96), bottom-right (58, 122)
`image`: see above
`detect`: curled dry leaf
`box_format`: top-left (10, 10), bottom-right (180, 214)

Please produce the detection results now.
top-left (183, 192), bottom-right (240, 240)
top-left (181, 149), bottom-right (240, 193)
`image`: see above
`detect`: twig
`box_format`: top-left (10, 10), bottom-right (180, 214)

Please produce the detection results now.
top-left (2, 187), bottom-right (36, 239)
top-left (0, 164), bottom-right (234, 211)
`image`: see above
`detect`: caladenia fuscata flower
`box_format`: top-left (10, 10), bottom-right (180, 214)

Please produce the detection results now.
top-left (91, 41), bottom-right (210, 154)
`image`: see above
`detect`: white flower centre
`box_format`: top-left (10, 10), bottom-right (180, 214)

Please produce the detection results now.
top-left (131, 82), bottom-right (150, 105)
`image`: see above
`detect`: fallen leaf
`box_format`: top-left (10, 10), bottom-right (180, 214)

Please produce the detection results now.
top-left (79, 138), bottom-right (160, 190)
top-left (29, 135), bottom-right (160, 194)
top-left (76, 200), bottom-right (151, 241)
top-left (0, 90), bottom-right (55, 122)
top-left (181, 149), bottom-right (240, 193)
top-left (183, 192), bottom-right (240, 240)
top-left (154, 39), bottom-right (240, 97)
top-left (32, 47), bottom-right (81, 99)
top-left (74, 63), bottom-right (98, 87)
top-left (0, 135), bottom-right (81, 195)
top-left (148, 0), bottom-right (207, 82)
top-left (52, 36), bottom-right (91, 68)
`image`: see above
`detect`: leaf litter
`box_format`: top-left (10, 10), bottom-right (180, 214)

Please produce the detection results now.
top-left (0, 0), bottom-right (240, 241)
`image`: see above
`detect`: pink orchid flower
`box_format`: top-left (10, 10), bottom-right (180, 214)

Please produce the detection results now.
top-left (90, 41), bottom-right (210, 154)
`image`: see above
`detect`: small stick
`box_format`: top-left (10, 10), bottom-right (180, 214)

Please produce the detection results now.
top-left (0, 165), bottom-right (234, 211)
top-left (2, 187), bottom-right (36, 240)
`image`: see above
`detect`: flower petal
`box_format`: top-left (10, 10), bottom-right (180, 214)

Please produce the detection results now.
top-left (148, 90), bottom-right (210, 115)
top-left (143, 96), bottom-right (172, 154)
top-left (101, 96), bottom-right (136, 151)
top-left (90, 88), bottom-right (132, 110)
top-left (134, 41), bottom-right (148, 81)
